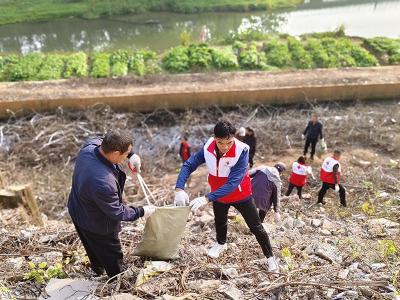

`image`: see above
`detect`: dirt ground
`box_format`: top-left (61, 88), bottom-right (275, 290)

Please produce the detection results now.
top-left (1, 66), bottom-right (400, 102)
top-left (0, 99), bottom-right (399, 299)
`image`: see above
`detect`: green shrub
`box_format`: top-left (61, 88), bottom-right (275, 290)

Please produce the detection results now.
top-left (389, 50), bottom-right (400, 65)
top-left (232, 40), bottom-right (246, 52)
top-left (239, 43), bottom-right (268, 70)
top-left (211, 47), bottom-right (239, 70)
top-left (348, 43), bottom-right (378, 67)
top-left (0, 55), bottom-right (19, 81)
top-left (90, 52), bottom-right (110, 78)
top-left (110, 50), bottom-right (130, 76)
top-left (188, 44), bottom-right (213, 69)
top-left (130, 49), bottom-right (159, 75)
top-left (287, 37), bottom-right (313, 69)
top-left (3, 53), bottom-right (45, 81)
top-left (305, 38), bottom-right (334, 68)
top-left (364, 37), bottom-right (400, 54)
top-left (264, 38), bottom-right (292, 68)
top-left (64, 52), bottom-right (88, 78)
top-left (162, 46), bottom-right (190, 73)
top-left (111, 61), bottom-right (128, 76)
top-left (37, 54), bottom-right (66, 80)
top-left (321, 38), bottom-right (355, 67)
top-left (364, 37), bottom-right (400, 65)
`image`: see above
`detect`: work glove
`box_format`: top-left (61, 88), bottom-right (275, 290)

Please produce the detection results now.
top-left (189, 196), bottom-right (208, 212)
top-left (174, 190), bottom-right (189, 206)
top-left (274, 212), bottom-right (281, 223)
top-left (301, 134), bottom-right (305, 140)
top-left (128, 154), bottom-right (141, 173)
top-left (143, 205), bottom-right (156, 218)
top-left (335, 185), bottom-right (340, 193)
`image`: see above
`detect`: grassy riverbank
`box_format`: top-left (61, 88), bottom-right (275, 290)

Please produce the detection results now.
top-left (0, 0), bottom-right (302, 26)
top-left (0, 32), bottom-right (399, 82)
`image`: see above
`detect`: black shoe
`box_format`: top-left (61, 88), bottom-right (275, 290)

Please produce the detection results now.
top-left (91, 266), bottom-right (105, 276)
top-left (310, 155), bottom-right (314, 161)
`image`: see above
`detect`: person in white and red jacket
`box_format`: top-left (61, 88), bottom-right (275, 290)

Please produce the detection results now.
top-left (285, 156), bottom-right (314, 199)
top-left (317, 150), bottom-right (347, 207)
top-left (173, 120), bottom-right (279, 273)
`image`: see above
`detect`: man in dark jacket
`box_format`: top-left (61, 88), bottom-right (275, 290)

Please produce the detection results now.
top-left (243, 127), bottom-right (256, 167)
top-left (68, 131), bottom-right (155, 278)
top-left (302, 114), bottom-right (324, 160)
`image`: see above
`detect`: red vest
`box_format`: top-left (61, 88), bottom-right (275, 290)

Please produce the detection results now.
top-left (320, 156), bottom-right (341, 184)
top-left (289, 162), bottom-right (309, 187)
top-left (180, 141), bottom-right (190, 161)
top-left (204, 138), bottom-right (252, 204)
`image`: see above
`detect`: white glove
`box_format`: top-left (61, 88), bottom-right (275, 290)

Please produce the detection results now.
top-left (189, 196), bottom-right (208, 212)
top-left (143, 205), bottom-right (156, 218)
top-left (301, 134), bottom-right (305, 140)
top-left (174, 190), bottom-right (189, 206)
top-left (128, 154), bottom-right (141, 173)
top-left (274, 212), bottom-right (281, 223)
top-left (335, 185), bottom-right (340, 192)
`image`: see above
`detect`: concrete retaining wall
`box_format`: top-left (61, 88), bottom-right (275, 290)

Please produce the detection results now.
top-left (1, 67), bottom-right (400, 118)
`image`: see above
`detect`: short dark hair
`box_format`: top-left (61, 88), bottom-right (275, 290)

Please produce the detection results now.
top-left (334, 150), bottom-right (341, 156)
top-left (214, 120), bottom-right (236, 138)
top-left (101, 131), bottom-right (133, 154)
top-left (298, 156), bottom-right (306, 164)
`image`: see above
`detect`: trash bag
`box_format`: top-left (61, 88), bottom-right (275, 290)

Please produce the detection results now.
top-left (316, 139), bottom-right (327, 158)
top-left (134, 206), bottom-right (190, 260)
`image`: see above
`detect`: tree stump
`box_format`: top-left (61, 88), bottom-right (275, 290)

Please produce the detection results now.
top-left (0, 184), bottom-right (44, 226)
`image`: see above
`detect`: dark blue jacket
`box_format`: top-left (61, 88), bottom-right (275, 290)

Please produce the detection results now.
top-left (68, 138), bottom-right (144, 234)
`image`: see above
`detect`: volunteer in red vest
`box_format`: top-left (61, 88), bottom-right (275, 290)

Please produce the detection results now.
top-left (285, 156), bottom-right (314, 199)
top-left (179, 136), bottom-right (191, 163)
top-left (318, 150), bottom-right (346, 207)
top-left (174, 120), bottom-right (279, 272)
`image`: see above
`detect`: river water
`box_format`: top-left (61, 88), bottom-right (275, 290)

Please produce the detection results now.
top-left (0, 0), bottom-right (399, 54)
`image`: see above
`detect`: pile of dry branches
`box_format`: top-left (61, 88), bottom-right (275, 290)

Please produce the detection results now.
top-left (0, 99), bottom-right (399, 299)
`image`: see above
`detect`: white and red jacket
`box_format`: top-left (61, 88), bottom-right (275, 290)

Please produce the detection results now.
top-left (320, 156), bottom-right (341, 184)
top-left (289, 162), bottom-right (312, 187)
top-left (204, 137), bottom-right (252, 203)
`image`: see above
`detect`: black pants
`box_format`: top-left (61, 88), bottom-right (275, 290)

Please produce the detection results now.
top-left (258, 210), bottom-right (267, 223)
top-left (74, 223), bottom-right (123, 278)
top-left (249, 153), bottom-right (255, 168)
top-left (212, 199), bottom-right (273, 258)
top-left (285, 183), bottom-right (303, 199)
top-left (304, 137), bottom-right (318, 158)
top-left (317, 182), bottom-right (347, 207)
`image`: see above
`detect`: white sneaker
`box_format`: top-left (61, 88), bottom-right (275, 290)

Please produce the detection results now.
top-left (267, 256), bottom-right (279, 273)
top-left (207, 242), bottom-right (227, 258)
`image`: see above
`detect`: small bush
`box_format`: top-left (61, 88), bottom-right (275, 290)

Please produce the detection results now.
top-left (0, 55), bottom-right (19, 81)
top-left (211, 47), bottom-right (239, 70)
top-left (389, 50), bottom-right (400, 65)
top-left (162, 46), bottom-right (190, 73)
top-left (90, 52), bottom-right (110, 78)
top-left (239, 43), bottom-right (268, 70)
top-left (180, 30), bottom-right (192, 46)
top-left (321, 38), bottom-right (355, 67)
top-left (3, 53), bottom-right (45, 81)
top-left (287, 37), bottom-right (313, 69)
top-left (64, 52), bottom-right (88, 78)
top-left (188, 43), bottom-right (213, 70)
top-left (264, 38), bottom-right (292, 68)
top-left (37, 54), bottom-right (66, 80)
top-left (364, 37), bottom-right (400, 54)
top-left (305, 38), bottom-right (334, 68)
top-left (110, 50), bottom-right (131, 76)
